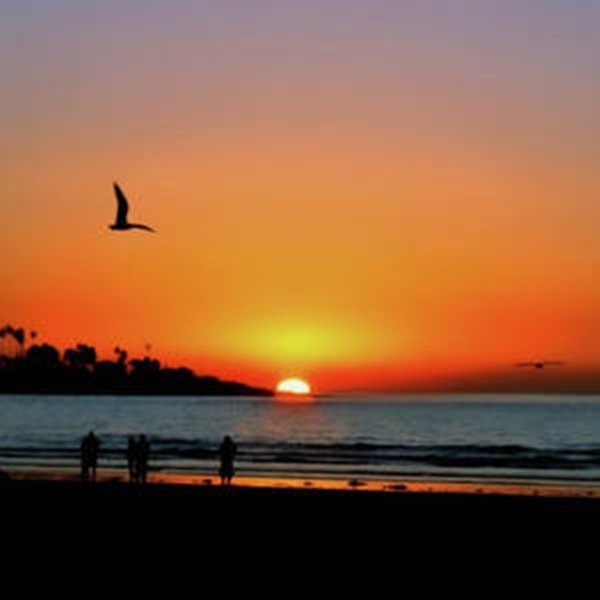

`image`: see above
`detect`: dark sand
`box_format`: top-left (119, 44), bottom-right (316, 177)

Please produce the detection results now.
top-left (2, 477), bottom-right (599, 592)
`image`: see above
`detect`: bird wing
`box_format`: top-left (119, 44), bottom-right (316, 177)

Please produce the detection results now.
top-left (113, 182), bottom-right (130, 225)
top-left (515, 362), bottom-right (535, 367)
top-left (131, 223), bottom-right (157, 233)
top-left (543, 361), bottom-right (566, 367)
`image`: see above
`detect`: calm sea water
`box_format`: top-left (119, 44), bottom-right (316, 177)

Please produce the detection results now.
top-left (1, 394), bottom-right (600, 486)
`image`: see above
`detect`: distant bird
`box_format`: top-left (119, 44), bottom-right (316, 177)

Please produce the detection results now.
top-left (109, 182), bottom-right (156, 233)
top-left (514, 361), bottom-right (566, 370)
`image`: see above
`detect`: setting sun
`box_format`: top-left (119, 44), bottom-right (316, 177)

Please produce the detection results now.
top-left (276, 378), bottom-right (312, 396)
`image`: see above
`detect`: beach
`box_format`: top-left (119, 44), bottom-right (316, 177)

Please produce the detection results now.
top-left (2, 473), bottom-right (599, 593)
top-left (2, 394), bottom-right (600, 592)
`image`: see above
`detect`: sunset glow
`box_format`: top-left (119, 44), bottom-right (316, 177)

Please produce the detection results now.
top-left (1, 1), bottom-right (600, 393)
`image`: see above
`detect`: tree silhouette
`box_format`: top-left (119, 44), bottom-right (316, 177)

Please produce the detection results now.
top-left (0, 325), bottom-right (26, 357)
top-left (129, 357), bottom-right (161, 381)
top-left (114, 347), bottom-right (128, 366)
top-left (64, 344), bottom-right (97, 371)
top-left (0, 327), bottom-right (272, 396)
top-left (26, 344), bottom-right (61, 371)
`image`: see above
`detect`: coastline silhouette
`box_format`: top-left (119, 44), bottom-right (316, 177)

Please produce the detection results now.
top-left (110, 182), bottom-right (156, 233)
top-left (0, 325), bottom-right (273, 397)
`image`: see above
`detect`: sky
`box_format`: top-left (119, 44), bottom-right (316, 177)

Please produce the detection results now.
top-left (1, 0), bottom-right (600, 392)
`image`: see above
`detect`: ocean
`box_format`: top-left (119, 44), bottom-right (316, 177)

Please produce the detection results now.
top-left (1, 393), bottom-right (600, 487)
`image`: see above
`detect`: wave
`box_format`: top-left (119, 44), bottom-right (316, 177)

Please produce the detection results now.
top-left (3, 438), bottom-right (600, 474)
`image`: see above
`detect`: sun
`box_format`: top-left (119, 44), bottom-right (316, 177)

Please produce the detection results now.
top-left (276, 378), bottom-right (312, 396)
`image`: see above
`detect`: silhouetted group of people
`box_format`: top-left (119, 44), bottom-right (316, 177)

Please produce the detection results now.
top-left (80, 430), bottom-right (150, 484)
top-left (80, 431), bottom-right (238, 486)
top-left (127, 434), bottom-right (151, 484)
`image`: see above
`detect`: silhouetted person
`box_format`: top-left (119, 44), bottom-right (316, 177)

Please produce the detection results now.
top-left (88, 431), bottom-right (100, 481)
top-left (80, 434), bottom-right (90, 481)
top-left (137, 435), bottom-right (150, 484)
top-left (219, 435), bottom-right (237, 486)
top-left (80, 431), bottom-right (100, 482)
top-left (127, 436), bottom-right (137, 483)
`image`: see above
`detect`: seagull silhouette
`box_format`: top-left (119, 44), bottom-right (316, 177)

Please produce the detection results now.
top-left (109, 182), bottom-right (156, 233)
top-left (514, 361), bottom-right (566, 370)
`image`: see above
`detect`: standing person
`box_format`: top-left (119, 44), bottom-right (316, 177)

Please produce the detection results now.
top-left (137, 434), bottom-right (150, 484)
top-left (87, 431), bottom-right (100, 482)
top-left (80, 431), bottom-right (100, 482)
top-left (80, 433), bottom-right (90, 481)
top-left (127, 436), bottom-right (137, 483)
top-left (218, 435), bottom-right (237, 486)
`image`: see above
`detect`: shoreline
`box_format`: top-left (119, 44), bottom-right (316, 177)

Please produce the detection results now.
top-left (5, 466), bottom-right (600, 499)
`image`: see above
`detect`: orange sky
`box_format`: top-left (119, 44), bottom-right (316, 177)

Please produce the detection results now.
top-left (1, 1), bottom-right (600, 392)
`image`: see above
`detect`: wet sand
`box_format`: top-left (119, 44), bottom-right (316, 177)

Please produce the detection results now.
top-left (1, 474), bottom-right (599, 592)
top-left (7, 466), bottom-right (600, 498)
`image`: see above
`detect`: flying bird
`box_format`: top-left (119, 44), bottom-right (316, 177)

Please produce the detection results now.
top-left (109, 182), bottom-right (156, 233)
top-left (514, 361), bottom-right (566, 370)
